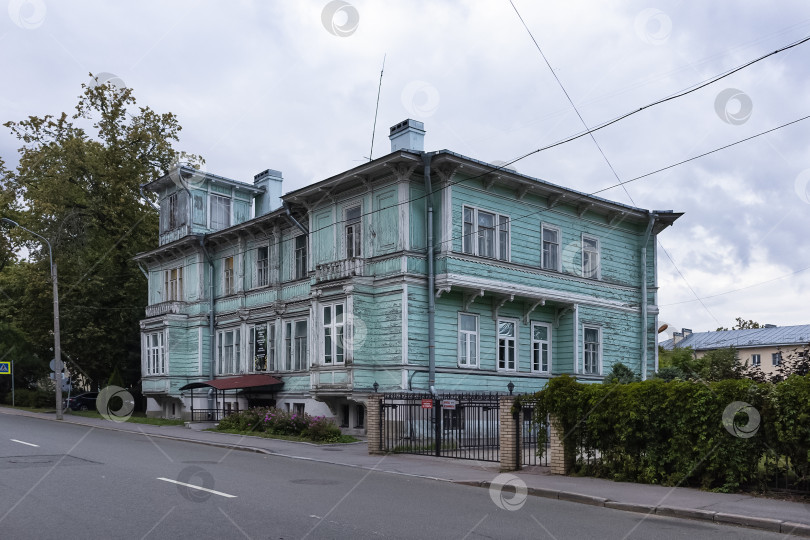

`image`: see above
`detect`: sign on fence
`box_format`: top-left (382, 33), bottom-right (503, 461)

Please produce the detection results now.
top-left (441, 399), bottom-right (457, 410)
top-left (421, 399), bottom-right (433, 409)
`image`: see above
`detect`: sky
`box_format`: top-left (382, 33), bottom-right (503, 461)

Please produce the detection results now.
top-left (1, 0), bottom-right (809, 336)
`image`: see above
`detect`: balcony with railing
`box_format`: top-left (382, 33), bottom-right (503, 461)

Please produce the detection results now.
top-left (145, 301), bottom-right (187, 318)
top-left (314, 258), bottom-right (364, 283)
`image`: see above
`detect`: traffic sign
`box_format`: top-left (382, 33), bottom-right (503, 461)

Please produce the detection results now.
top-left (421, 399), bottom-right (433, 409)
top-left (0, 361), bottom-right (10, 375)
top-left (441, 399), bottom-right (457, 410)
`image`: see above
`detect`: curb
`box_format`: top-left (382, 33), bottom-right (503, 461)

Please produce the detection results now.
top-left (463, 481), bottom-right (810, 537)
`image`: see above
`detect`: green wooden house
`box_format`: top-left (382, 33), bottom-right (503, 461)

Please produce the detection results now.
top-left (135, 119), bottom-right (681, 430)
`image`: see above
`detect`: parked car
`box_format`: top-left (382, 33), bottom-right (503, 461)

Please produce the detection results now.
top-left (64, 392), bottom-right (98, 411)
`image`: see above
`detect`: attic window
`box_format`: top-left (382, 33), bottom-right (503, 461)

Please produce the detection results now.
top-left (211, 194), bottom-right (231, 230)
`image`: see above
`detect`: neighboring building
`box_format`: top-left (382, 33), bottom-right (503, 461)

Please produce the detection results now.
top-left (135, 119), bottom-right (682, 429)
top-left (660, 325), bottom-right (810, 377)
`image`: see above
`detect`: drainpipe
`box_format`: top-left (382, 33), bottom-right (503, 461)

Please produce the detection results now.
top-left (200, 236), bottom-right (216, 410)
top-left (283, 201), bottom-right (308, 235)
top-left (423, 152), bottom-right (436, 395)
top-left (640, 213), bottom-right (657, 380)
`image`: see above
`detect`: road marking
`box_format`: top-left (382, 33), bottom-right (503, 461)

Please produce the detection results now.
top-left (156, 477), bottom-right (237, 498)
top-left (10, 439), bottom-right (39, 447)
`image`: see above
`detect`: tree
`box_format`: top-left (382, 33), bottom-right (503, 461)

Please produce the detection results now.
top-left (603, 362), bottom-right (640, 384)
top-left (1, 75), bottom-right (199, 388)
top-left (699, 347), bottom-right (744, 381)
top-left (769, 344), bottom-right (810, 383)
top-left (716, 317), bottom-right (762, 331)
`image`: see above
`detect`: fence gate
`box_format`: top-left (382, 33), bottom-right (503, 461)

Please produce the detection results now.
top-left (380, 393), bottom-right (501, 462)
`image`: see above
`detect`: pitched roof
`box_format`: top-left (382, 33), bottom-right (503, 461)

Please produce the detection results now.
top-left (661, 324), bottom-right (810, 351)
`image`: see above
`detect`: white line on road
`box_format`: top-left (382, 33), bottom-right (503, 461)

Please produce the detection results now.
top-left (156, 477), bottom-right (237, 498)
top-left (10, 439), bottom-right (39, 447)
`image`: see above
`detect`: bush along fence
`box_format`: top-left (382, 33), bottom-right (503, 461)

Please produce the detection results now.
top-left (517, 374), bottom-right (810, 493)
top-left (216, 407), bottom-right (343, 443)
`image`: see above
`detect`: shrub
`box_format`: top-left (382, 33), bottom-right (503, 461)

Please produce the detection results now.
top-left (302, 416), bottom-right (342, 442)
top-left (8, 388), bottom-right (54, 408)
top-left (524, 375), bottom-right (788, 492)
top-left (217, 407), bottom-right (344, 443)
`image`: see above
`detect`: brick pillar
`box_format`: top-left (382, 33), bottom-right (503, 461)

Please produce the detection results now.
top-left (367, 396), bottom-right (384, 455)
top-left (548, 414), bottom-right (574, 475)
top-left (499, 395), bottom-right (519, 472)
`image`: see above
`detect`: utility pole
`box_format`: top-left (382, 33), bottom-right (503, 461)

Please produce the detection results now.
top-left (1, 218), bottom-right (63, 419)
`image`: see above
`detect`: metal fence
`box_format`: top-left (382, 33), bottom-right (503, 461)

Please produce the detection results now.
top-left (381, 392), bottom-right (501, 462)
top-left (519, 403), bottom-right (549, 467)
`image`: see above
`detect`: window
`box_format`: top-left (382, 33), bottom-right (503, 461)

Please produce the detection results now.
top-left (210, 194), bottom-right (231, 230)
top-left (294, 235), bottom-right (307, 280)
top-left (498, 319), bottom-right (517, 371)
top-left (772, 352), bottom-right (782, 366)
top-left (583, 326), bottom-right (601, 374)
top-left (340, 404), bottom-right (350, 427)
top-left (355, 405), bottom-right (365, 428)
top-left (145, 332), bottom-right (165, 375)
top-left (531, 322), bottom-right (551, 372)
top-left (256, 246), bottom-right (269, 287)
top-left (345, 205), bottom-right (362, 259)
top-left (224, 256), bottom-right (235, 296)
top-left (284, 319), bottom-right (308, 371)
top-left (167, 192), bottom-right (186, 230)
top-left (542, 225), bottom-right (560, 271)
top-left (458, 313), bottom-right (478, 367)
top-left (461, 206), bottom-right (509, 261)
top-left (163, 267), bottom-right (183, 302)
top-left (323, 303), bottom-right (345, 365)
top-left (751, 354), bottom-right (761, 367)
top-left (250, 323), bottom-right (274, 372)
top-left (582, 235), bottom-right (600, 279)
top-left (293, 403), bottom-right (305, 415)
top-left (217, 329), bottom-right (241, 375)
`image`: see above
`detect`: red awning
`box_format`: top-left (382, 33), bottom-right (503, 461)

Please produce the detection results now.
top-left (179, 374), bottom-right (283, 391)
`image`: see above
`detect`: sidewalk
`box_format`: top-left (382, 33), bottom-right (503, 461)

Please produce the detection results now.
top-left (3, 406), bottom-right (809, 536)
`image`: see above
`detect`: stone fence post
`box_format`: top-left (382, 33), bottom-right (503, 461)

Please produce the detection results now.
top-left (499, 395), bottom-right (519, 471)
top-left (548, 414), bottom-right (574, 475)
top-left (367, 395), bottom-right (384, 455)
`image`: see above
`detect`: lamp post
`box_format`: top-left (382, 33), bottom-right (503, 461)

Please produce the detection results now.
top-left (1, 218), bottom-right (63, 420)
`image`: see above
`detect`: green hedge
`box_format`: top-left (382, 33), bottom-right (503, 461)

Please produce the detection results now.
top-left (2, 388), bottom-right (54, 408)
top-left (523, 374), bottom-right (810, 492)
top-left (216, 407), bottom-right (343, 443)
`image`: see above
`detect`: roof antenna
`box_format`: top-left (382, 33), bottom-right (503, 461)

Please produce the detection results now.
top-left (368, 54), bottom-right (386, 161)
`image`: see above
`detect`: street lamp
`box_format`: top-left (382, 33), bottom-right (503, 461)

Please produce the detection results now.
top-left (1, 218), bottom-right (63, 420)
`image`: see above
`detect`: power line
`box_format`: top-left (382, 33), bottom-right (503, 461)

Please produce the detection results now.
top-left (661, 264), bottom-right (810, 306)
top-left (508, 0), bottom-right (724, 325)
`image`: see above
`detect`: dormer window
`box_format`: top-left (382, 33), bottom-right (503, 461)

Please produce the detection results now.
top-left (210, 194), bottom-right (231, 230)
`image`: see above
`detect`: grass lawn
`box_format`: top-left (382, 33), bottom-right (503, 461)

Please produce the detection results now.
top-left (211, 427), bottom-right (360, 444)
top-left (67, 410), bottom-right (186, 426)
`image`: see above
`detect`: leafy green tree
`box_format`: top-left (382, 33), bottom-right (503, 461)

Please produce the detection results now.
top-left (716, 317), bottom-right (762, 331)
top-left (699, 347), bottom-right (744, 381)
top-left (769, 344), bottom-right (810, 383)
top-left (603, 362), bottom-right (640, 384)
top-left (1, 75), bottom-right (198, 388)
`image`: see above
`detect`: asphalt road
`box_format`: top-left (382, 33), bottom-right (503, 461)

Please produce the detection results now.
top-left (0, 414), bottom-right (792, 539)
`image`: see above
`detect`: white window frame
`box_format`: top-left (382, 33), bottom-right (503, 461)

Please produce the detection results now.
top-left (531, 322), bottom-right (552, 373)
top-left (217, 328), bottom-right (242, 375)
top-left (256, 245), bottom-right (270, 288)
top-left (582, 325), bottom-right (602, 375)
top-left (582, 234), bottom-right (601, 280)
top-left (751, 353), bottom-right (761, 367)
top-left (772, 352), bottom-right (782, 366)
top-left (224, 256), bottom-right (235, 296)
top-left (344, 205), bottom-right (362, 259)
top-left (322, 303), bottom-right (346, 365)
top-left (284, 318), bottom-right (308, 371)
top-left (144, 331), bottom-right (166, 375)
top-left (541, 223), bottom-right (561, 271)
top-left (210, 194), bottom-right (231, 230)
top-left (461, 205), bottom-right (510, 261)
top-left (458, 312), bottom-right (479, 368)
top-left (163, 266), bottom-right (183, 302)
top-left (497, 318), bottom-right (518, 372)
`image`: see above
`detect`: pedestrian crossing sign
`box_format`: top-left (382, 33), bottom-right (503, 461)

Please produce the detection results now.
top-left (0, 361), bottom-right (10, 375)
